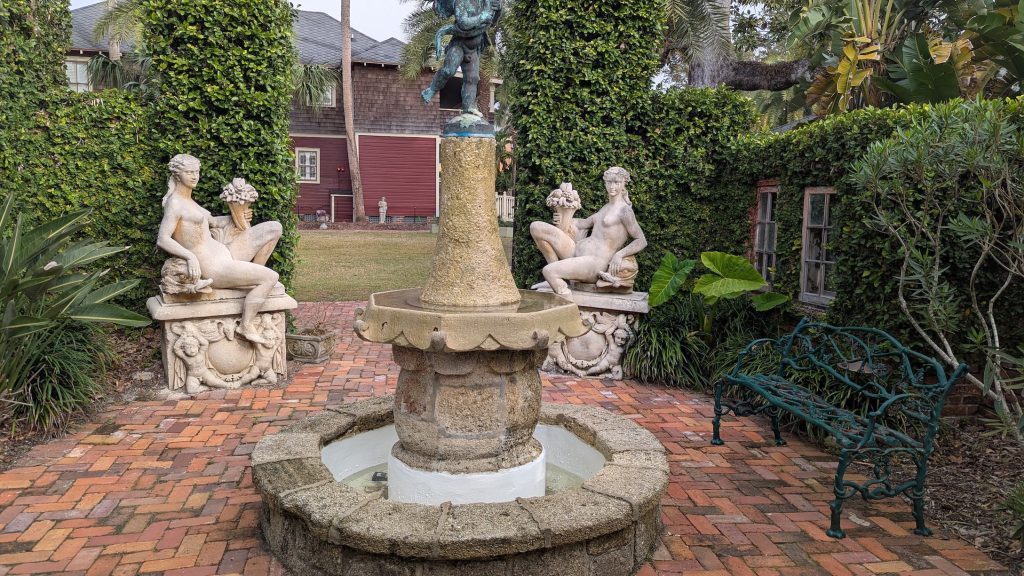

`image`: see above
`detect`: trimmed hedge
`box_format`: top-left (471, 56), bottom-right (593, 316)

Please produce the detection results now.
top-left (144, 0), bottom-right (299, 289)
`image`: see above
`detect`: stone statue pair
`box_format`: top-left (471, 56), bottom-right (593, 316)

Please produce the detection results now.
top-left (151, 154), bottom-right (297, 395)
top-left (157, 154), bottom-right (282, 344)
top-left (530, 167), bottom-right (647, 299)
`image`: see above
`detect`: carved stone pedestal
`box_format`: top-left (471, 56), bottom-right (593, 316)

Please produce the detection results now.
top-left (535, 287), bottom-right (649, 380)
top-left (147, 285), bottom-right (298, 394)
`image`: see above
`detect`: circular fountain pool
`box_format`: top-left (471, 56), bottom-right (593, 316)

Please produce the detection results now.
top-left (253, 396), bottom-right (668, 576)
top-left (322, 423), bottom-right (606, 502)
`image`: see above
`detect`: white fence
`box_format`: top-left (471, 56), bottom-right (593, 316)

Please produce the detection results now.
top-left (496, 193), bottom-right (515, 222)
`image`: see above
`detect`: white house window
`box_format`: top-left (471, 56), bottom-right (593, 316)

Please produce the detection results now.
top-left (312, 84), bottom-right (335, 108)
top-left (753, 184), bottom-right (778, 285)
top-left (295, 148), bottom-right (320, 184)
top-left (65, 59), bottom-right (90, 93)
top-left (800, 186), bottom-right (837, 305)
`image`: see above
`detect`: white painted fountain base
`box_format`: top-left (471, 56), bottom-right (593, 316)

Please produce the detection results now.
top-left (388, 450), bottom-right (546, 504)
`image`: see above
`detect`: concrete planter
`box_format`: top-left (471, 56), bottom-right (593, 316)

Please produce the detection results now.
top-left (286, 330), bottom-right (337, 363)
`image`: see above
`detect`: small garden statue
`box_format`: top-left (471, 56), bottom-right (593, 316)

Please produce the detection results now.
top-left (378, 196), bottom-right (388, 223)
top-left (420, 0), bottom-right (502, 118)
top-left (149, 154), bottom-right (297, 395)
top-left (530, 167), bottom-right (648, 299)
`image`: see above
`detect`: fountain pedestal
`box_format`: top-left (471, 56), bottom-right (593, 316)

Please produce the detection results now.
top-left (354, 134), bottom-right (587, 504)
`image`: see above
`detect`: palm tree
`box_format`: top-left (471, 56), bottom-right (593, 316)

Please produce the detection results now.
top-left (341, 0), bottom-right (367, 223)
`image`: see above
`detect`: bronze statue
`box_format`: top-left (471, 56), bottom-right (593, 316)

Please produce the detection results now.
top-left (421, 0), bottom-right (502, 117)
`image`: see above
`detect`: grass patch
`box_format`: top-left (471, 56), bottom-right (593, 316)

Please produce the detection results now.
top-left (294, 230), bottom-right (513, 302)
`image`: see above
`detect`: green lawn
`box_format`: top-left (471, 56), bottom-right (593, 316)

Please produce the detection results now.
top-left (293, 230), bottom-right (513, 302)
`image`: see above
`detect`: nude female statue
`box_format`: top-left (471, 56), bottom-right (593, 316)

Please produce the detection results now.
top-left (530, 167), bottom-right (647, 298)
top-left (156, 154), bottom-right (282, 344)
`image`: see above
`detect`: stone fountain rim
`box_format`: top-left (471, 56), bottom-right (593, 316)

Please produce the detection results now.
top-left (252, 397), bottom-right (668, 563)
top-left (354, 288), bottom-right (590, 353)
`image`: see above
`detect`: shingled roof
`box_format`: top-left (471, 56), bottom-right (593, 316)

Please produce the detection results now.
top-left (70, 2), bottom-right (405, 66)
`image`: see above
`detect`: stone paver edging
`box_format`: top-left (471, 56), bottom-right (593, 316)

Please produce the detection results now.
top-left (252, 398), bottom-right (668, 575)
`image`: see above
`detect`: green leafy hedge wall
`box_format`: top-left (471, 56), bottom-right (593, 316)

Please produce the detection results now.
top-left (715, 100), bottom-right (1024, 347)
top-left (144, 0), bottom-right (299, 288)
top-left (504, 0), bottom-right (759, 288)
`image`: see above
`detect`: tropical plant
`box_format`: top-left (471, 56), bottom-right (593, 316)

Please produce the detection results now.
top-left (649, 251), bottom-right (789, 334)
top-left (0, 194), bottom-right (150, 431)
top-left (853, 100), bottom-right (1024, 443)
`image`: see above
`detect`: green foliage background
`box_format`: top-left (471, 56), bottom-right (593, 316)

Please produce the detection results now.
top-left (144, 0), bottom-right (298, 288)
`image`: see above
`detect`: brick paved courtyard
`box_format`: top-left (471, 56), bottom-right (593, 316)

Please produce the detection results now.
top-left (0, 302), bottom-right (1008, 575)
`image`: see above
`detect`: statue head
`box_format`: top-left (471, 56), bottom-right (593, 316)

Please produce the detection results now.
top-left (602, 167), bottom-right (631, 205)
top-left (164, 154), bottom-right (201, 206)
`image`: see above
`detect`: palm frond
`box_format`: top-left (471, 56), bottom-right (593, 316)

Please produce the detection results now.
top-left (400, 6), bottom-right (450, 81)
top-left (664, 0), bottom-right (734, 64)
top-left (292, 63), bottom-right (339, 118)
top-left (92, 0), bottom-right (145, 49)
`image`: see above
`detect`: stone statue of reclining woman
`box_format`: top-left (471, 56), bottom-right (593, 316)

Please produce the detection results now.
top-left (156, 154), bottom-right (283, 344)
top-left (530, 167), bottom-right (647, 299)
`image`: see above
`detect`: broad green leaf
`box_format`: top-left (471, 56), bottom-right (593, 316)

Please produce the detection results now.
top-left (69, 304), bottom-right (150, 327)
top-left (700, 252), bottom-right (768, 284)
top-left (752, 292), bottom-right (790, 311)
top-left (0, 193), bottom-right (16, 235)
top-left (648, 252), bottom-right (696, 307)
top-left (693, 273), bottom-right (762, 300)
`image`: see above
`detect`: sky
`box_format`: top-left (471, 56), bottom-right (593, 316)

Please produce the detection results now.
top-left (68, 0), bottom-right (417, 43)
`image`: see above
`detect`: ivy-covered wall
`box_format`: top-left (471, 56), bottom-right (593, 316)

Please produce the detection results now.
top-left (144, 0), bottom-right (299, 288)
top-left (715, 101), bottom-right (1024, 347)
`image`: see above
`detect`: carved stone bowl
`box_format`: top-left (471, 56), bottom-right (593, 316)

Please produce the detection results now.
top-left (252, 397), bottom-right (668, 575)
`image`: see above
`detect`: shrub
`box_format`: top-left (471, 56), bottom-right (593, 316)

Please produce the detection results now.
top-left (1005, 481), bottom-right (1024, 548)
top-left (143, 0), bottom-right (299, 289)
top-left (851, 100), bottom-right (1024, 441)
top-left (0, 196), bottom-right (149, 432)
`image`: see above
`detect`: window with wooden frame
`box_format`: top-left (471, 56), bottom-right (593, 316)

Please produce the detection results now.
top-left (800, 186), bottom-right (837, 305)
top-left (753, 184), bottom-right (778, 285)
top-left (295, 148), bottom-right (320, 184)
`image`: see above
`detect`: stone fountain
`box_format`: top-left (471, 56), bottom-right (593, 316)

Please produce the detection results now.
top-left (252, 3), bottom-right (667, 573)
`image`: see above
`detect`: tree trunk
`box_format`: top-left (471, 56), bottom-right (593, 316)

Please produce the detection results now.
top-left (689, 56), bottom-right (815, 91)
top-left (341, 0), bottom-right (366, 223)
top-left (688, 36), bottom-right (815, 90)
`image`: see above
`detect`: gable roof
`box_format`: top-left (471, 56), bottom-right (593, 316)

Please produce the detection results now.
top-left (70, 2), bottom-right (404, 66)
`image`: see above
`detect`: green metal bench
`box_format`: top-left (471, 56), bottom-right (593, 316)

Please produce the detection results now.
top-left (711, 318), bottom-right (967, 539)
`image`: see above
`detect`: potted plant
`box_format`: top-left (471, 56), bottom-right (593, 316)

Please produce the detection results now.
top-left (286, 302), bottom-right (338, 363)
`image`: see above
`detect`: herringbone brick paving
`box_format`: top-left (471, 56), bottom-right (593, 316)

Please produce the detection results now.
top-left (0, 302), bottom-right (1008, 575)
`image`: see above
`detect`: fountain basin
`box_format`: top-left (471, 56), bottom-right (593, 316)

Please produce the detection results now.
top-left (253, 397), bottom-right (668, 576)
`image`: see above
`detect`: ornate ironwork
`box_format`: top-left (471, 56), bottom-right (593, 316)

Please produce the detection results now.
top-left (711, 318), bottom-right (968, 539)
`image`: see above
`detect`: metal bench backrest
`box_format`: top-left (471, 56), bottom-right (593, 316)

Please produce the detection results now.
top-left (776, 318), bottom-right (968, 444)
